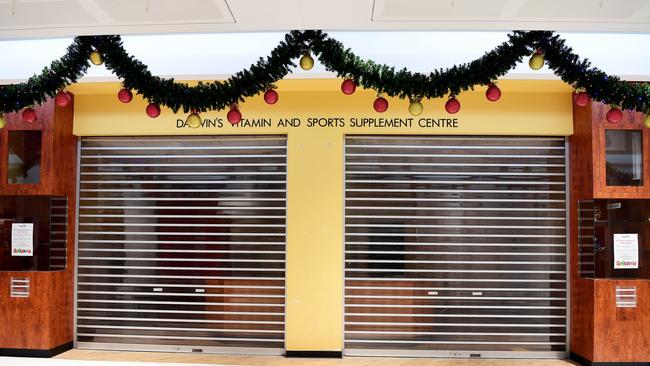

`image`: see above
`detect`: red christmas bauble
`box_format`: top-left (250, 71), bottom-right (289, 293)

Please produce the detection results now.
top-left (55, 91), bottom-right (71, 107)
top-left (22, 107), bottom-right (38, 123)
top-left (606, 107), bottom-right (623, 123)
top-left (341, 79), bottom-right (356, 95)
top-left (574, 91), bottom-right (590, 107)
top-left (485, 84), bottom-right (501, 102)
top-left (146, 103), bottom-right (161, 118)
top-left (227, 107), bottom-right (242, 125)
top-left (118, 88), bottom-right (133, 103)
top-left (373, 97), bottom-right (389, 113)
top-left (264, 89), bottom-right (279, 105)
top-left (445, 97), bottom-right (461, 114)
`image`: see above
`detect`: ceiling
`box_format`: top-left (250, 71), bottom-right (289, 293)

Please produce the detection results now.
top-left (3, 30), bottom-right (650, 84)
top-left (0, 0), bottom-right (650, 39)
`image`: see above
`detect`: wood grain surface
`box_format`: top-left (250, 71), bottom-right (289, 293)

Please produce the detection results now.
top-left (568, 95), bottom-right (595, 361)
top-left (569, 98), bottom-right (650, 363)
top-left (593, 279), bottom-right (650, 362)
top-left (0, 95), bottom-right (77, 350)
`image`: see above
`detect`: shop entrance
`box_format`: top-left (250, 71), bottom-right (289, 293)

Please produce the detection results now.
top-left (344, 135), bottom-right (568, 358)
top-left (75, 135), bottom-right (287, 354)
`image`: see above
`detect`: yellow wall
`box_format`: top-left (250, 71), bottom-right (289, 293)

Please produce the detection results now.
top-left (70, 78), bottom-right (573, 351)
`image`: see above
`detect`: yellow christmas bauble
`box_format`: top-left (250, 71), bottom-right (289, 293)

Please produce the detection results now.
top-left (90, 50), bottom-right (104, 66)
top-left (644, 114), bottom-right (650, 128)
top-left (408, 100), bottom-right (423, 116)
top-left (186, 112), bottom-right (201, 128)
top-left (300, 53), bottom-right (314, 70)
top-left (0, 114), bottom-right (6, 129)
top-left (529, 53), bottom-right (544, 70)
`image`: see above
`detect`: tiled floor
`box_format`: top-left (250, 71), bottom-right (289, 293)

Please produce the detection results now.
top-left (0, 349), bottom-right (569, 366)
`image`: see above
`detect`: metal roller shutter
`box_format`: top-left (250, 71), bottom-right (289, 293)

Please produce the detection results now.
top-left (75, 136), bottom-right (286, 355)
top-left (344, 135), bottom-right (568, 358)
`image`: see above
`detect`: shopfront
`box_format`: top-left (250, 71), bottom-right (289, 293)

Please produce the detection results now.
top-left (67, 78), bottom-right (573, 358)
top-left (343, 135), bottom-right (567, 358)
top-left (75, 135), bottom-right (287, 354)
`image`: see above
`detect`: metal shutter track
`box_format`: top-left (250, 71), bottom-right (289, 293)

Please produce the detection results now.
top-left (344, 136), bottom-right (567, 358)
top-left (76, 136), bottom-right (286, 355)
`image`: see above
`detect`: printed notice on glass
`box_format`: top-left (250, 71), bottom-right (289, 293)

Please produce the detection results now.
top-left (11, 223), bottom-right (34, 256)
top-left (614, 233), bottom-right (639, 269)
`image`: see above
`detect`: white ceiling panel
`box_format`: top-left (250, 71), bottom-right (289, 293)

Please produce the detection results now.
top-left (0, 0), bottom-right (97, 28)
top-left (372, 0), bottom-right (650, 32)
top-left (378, 0), bottom-right (508, 19)
top-left (0, 0), bottom-right (649, 39)
top-left (516, 0), bottom-right (648, 19)
top-left (93, 0), bottom-right (231, 24)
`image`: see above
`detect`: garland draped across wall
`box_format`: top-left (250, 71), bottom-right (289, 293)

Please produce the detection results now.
top-left (0, 30), bottom-right (649, 125)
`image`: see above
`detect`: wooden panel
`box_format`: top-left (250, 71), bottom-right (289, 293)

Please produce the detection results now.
top-left (211, 278), bottom-right (285, 323)
top-left (570, 98), bottom-right (650, 363)
top-left (569, 278), bottom-right (594, 361)
top-left (0, 272), bottom-right (64, 349)
top-left (0, 95), bottom-right (77, 351)
top-left (344, 280), bottom-right (419, 333)
top-left (591, 102), bottom-right (650, 199)
top-left (571, 94), bottom-right (595, 201)
top-left (568, 95), bottom-right (595, 360)
top-left (593, 279), bottom-right (650, 362)
top-left (52, 95), bottom-right (76, 196)
top-left (0, 194), bottom-right (77, 349)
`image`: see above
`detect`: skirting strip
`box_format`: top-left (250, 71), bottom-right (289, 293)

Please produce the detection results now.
top-left (285, 351), bottom-right (343, 358)
top-left (570, 352), bottom-right (650, 366)
top-left (0, 341), bottom-right (73, 358)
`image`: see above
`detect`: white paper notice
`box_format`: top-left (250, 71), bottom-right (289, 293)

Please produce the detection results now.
top-left (11, 223), bottom-right (34, 257)
top-left (614, 233), bottom-right (639, 269)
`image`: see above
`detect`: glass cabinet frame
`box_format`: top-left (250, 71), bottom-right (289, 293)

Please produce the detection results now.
top-left (0, 103), bottom-right (56, 196)
top-left (595, 119), bottom-right (650, 197)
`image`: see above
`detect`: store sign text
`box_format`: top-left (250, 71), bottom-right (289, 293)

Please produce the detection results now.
top-left (175, 117), bottom-right (459, 129)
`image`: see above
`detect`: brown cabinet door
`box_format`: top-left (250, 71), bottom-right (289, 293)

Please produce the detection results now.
top-left (593, 105), bottom-right (650, 198)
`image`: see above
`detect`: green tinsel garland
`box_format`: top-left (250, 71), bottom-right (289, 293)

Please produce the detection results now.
top-left (0, 30), bottom-right (648, 115)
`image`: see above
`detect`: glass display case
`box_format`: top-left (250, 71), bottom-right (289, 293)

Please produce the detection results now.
top-left (605, 129), bottom-right (643, 187)
top-left (7, 130), bottom-right (42, 184)
top-left (594, 119), bottom-right (650, 197)
top-left (578, 199), bottom-right (650, 279)
top-left (0, 195), bottom-right (68, 271)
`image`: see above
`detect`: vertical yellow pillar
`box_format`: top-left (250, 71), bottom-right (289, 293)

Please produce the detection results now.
top-left (285, 128), bottom-right (344, 351)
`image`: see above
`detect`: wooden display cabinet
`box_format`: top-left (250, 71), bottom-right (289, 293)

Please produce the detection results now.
top-left (570, 97), bottom-right (650, 364)
top-left (0, 96), bottom-right (77, 357)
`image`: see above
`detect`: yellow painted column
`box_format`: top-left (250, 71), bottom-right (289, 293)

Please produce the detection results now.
top-left (285, 128), bottom-right (344, 351)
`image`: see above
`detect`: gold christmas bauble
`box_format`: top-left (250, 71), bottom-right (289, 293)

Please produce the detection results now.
top-left (186, 112), bottom-right (201, 129)
top-left (0, 114), bottom-right (6, 129)
top-left (528, 53), bottom-right (544, 70)
top-left (644, 114), bottom-right (650, 128)
top-left (90, 50), bottom-right (104, 66)
top-left (300, 53), bottom-right (314, 70)
top-left (408, 100), bottom-right (423, 116)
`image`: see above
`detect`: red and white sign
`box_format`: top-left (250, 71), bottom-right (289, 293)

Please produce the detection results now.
top-left (11, 223), bottom-right (34, 257)
top-left (614, 233), bottom-right (639, 269)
